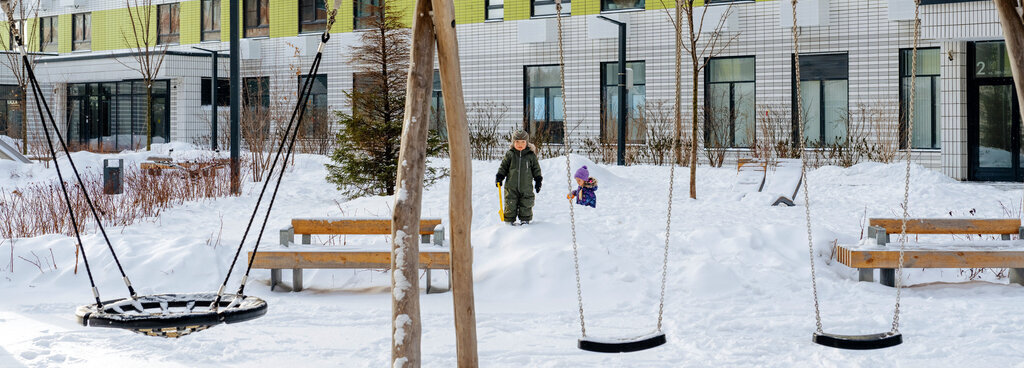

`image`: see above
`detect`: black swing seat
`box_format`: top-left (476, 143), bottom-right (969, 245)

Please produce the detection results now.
top-left (579, 332), bottom-right (667, 353)
top-left (76, 292), bottom-right (268, 338)
top-left (813, 331), bottom-right (902, 350)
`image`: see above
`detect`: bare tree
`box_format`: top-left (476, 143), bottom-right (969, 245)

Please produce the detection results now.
top-left (119, 0), bottom-right (168, 151)
top-left (0, 0), bottom-right (40, 155)
top-left (660, 0), bottom-right (738, 198)
top-left (993, 0), bottom-right (1024, 126)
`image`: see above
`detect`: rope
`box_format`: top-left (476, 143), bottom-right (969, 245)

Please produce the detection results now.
top-left (892, 0), bottom-right (921, 334)
top-left (1, 3), bottom-right (137, 304)
top-left (553, 0), bottom-right (587, 338)
top-left (217, 0), bottom-right (343, 301)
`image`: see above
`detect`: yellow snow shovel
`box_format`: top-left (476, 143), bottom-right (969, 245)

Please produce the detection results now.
top-left (498, 182), bottom-right (505, 222)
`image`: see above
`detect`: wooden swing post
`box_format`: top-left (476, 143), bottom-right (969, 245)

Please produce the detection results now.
top-left (391, 0), bottom-right (478, 364)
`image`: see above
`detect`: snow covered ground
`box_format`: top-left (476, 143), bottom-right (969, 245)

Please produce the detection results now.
top-left (3, 145), bottom-right (1024, 367)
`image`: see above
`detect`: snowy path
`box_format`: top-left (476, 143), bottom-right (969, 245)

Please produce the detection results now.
top-left (4, 149), bottom-right (1024, 367)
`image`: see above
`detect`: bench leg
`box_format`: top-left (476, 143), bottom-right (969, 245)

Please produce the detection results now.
top-left (293, 269), bottom-right (303, 292)
top-left (426, 268), bottom-right (433, 294)
top-left (1002, 234), bottom-right (1012, 241)
top-left (859, 268), bottom-right (874, 282)
top-left (302, 234), bottom-right (311, 245)
top-left (271, 269), bottom-right (282, 291)
top-left (421, 234), bottom-right (430, 244)
top-left (880, 269), bottom-right (896, 287)
top-left (1010, 269), bottom-right (1024, 286)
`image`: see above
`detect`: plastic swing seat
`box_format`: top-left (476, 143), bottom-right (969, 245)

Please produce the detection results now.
top-left (578, 332), bottom-right (667, 353)
top-left (813, 331), bottom-right (903, 350)
top-left (75, 293), bottom-right (268, 338)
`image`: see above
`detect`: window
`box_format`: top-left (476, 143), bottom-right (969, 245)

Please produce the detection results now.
top-left (72, 13), bottom-right (90, 51)
top-left (900, 48), bottom-right (940, 149)
top-left (243, 77), bottom-right (270, 110)
top-left (430, 70), bottom-right (448, 138)
top-left (39, 16), bottom-right (58, 52)
top-left (243, 77), bottom-right (270, 134)
top-left (244, 0), bottom-right (269, 37)
top-left (6, 20), bottom-right (25, 50)
top-left (705, 56), bottom-right (755, 148)
top-left (354, 0), bottom-right (381, 30)
top-left (300, 0), bottom-right (328, 33)
top-left (486, 0), bottom-right (504, 20)
top-left (66, 80), bottom-right (170, 150)
top-left (600, 61), bottom-right (646, 144)
top-left (201, 78), bottom-right (230, 106)
top-left (298, 75), bottom-right (328, 135)
top-left (602, 0), bottom-right (643, 11)
top-left (524, 65), bottom-right (564, 144)
top-left (202, 0), bottom-right (221, 42)
top-left (793, 53), bottom-right (848, 147)
top-left (0, 85), bottom-right (23, 139)
top-left (158, 3), bottom-right (180, 45)
top-left (532, 0), bottom-right (570, 17)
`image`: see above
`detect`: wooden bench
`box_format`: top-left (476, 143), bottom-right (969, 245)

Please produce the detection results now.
top-left (247, 218), bottom-right (450, 293)
top-left (835, 218), bottom-right (1024, 286)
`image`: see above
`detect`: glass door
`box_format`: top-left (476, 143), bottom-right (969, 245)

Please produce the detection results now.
top-left (969, 41), bottom-right (1022, 181)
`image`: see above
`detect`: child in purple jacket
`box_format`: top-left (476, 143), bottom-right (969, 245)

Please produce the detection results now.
top-left (566, 166), bottom-right (597, 208)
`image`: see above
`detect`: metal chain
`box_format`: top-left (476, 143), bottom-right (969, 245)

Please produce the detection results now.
top-left (657, 141), bottom-right (677, 332)
top-left (791, 0), bottom-right (823, 334)
top-left (554, 0), bottom-right (586, 338)
top-left (892, 0), bottom-right (921, 334)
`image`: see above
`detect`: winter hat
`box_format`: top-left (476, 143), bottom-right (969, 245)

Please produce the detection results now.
top-left (512, 129), bottom-right (530, 142)
top-left (574, 166), bottom-right (589, 181)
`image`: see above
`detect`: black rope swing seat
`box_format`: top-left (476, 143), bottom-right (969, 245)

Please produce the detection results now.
top-left (2, 0), bottom-right (343, 338)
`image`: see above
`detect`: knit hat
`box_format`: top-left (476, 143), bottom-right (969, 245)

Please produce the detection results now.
top-left (574, 166), bottom-right (589, 181)
top-left (512, 129), bottom-right (529, 142)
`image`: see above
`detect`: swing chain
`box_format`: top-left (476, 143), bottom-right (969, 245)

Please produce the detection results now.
top-left (892, 0), bottom-right (921, 334)
top-left (554, 0), bottom-right (587, 338)
top-left (791, 0), bottom-right (823, 335)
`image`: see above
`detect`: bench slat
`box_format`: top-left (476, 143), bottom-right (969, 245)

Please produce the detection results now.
top-left (835, 244), bottom-right (1024, 268)
top-left (292, 218), bottom-right (443, 236)
top-left (248, 251), bottom-right (451, 269)
top-left (869, 218), bottom-right (1021, 235)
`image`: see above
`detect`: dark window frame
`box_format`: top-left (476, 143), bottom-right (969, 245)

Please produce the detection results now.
top-left (899, 47), bottom-right (941, 150)
top-left (72, 12), bottom-right (91, 51)
top-left (531, 0), bottom-right (571, 17)
top-left (791, 53), bottom-right (850, 147)
top-left (39, 16), bottom-right (58, 52)
top-left (601, 0), bottom-right (645, 12)
top-left (298, 74), bottom-right (329, 135)
top-left (486, 0), bottom-right (504, 20)
top-left (201, 0), bottom-right (221, 42)
top-left (244, 0), bottom-right (270, 38)
top-left (300, 0), bottom-right (329, 33)
top-left (523, 64), bottom-right (565, 144)
top-left (354, 0), bottom-right (381, 30)
top-left (704, 55), bottom-right (757, 148)
top-left (201, 77), bottom-right (231, 107)
top-left (599, 60), bottom-right (647, 144)
top-left (65, 80), bottom-right (171, 149)
top-left (158, 3), bottom-right (181, 45)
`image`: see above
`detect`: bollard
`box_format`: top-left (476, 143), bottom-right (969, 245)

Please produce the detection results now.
top-left (103, 159), bottom-right (124, 195)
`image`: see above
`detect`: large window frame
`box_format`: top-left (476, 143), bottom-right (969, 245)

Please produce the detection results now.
top-left (72, 13), bottom-right (91, 51)
top-left (532, 0), bottom-right (570, 17)
top-left (39, 16), bottom-right (58, 53)
top-left (201, 77), bottom-right (230, 107)
top-left (524, 64), bottom-right (565, 144)
top-left (601, 0), bottom-right (644, 11)
top-left (600, 60), bottom-right (646, 144)
top-left (300, 0), bottom-right (329, 33)
top-left (792, 53), bottom-right (849, 147)
top-left (486, 0), bottom-right (504, 20)
top-left (899, 47), bottom-right (941, 150)
top-left (298, 74), bottom-right (329, 136)
top-left (201, 0), bottom-right (221, 42)
top-left (354, 0), bottom-right (381, 30)
top-left (158, 3), bottom-right (181, 45)
top-left (244, 0), bottom-right (269, 38)
top-left (65, 80), bottom-right (170, 150)
top-left (705, 56), bottom-right (756, 148)
top-left (0, 85), bottom-right (24, 139)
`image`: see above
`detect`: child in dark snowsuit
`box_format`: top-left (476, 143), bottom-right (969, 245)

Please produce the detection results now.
top-left (567, 165), bottom-right (597, 208)
top-left (496, 130), bottom-right (542, 225)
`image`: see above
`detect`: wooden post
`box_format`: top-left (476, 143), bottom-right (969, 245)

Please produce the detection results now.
top-left (429, 0), bottom-right (480, 365)
top-left (992, 0), bottom-right (1024, 127)
top-left (391, 0), bottom-right (436, 365)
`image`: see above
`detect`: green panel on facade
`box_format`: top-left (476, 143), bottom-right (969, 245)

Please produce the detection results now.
top-left (58, 14), bottom-right (71, 54)
top-left (0, 22), bottom-right (7, 51)
top-left (270, 0), bottom-right (299, 38)
top-left (454, 0), bottom-right (485, 25)
top-left (180, 0), bottom-right (202, 45)
top-left (506, 0), bottom-right (531, 20)
top-left (572, 0), bottom-right (601, 16)
top-left (337, 0), bottom-right (355, 33)
top-left (390, 0), bottom-right (416, 28)
top-left (221, 0), bottom-right (244, 42)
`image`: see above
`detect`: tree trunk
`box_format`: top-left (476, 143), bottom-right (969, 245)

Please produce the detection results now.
top-left (674, 2), bottom-right (683, 166)
top-left (688, 5), bottom-right (699, 199)
top-left (391, 0), bottom-right (435, 365)
top-left (430, 0), bottom-right (480, 364)
top-left (145, 81), bottom-right (153, 151)
top-left (993, 0), bottom-right (1024, 127)
top-left (20, 93), bottom-right (27, 155)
